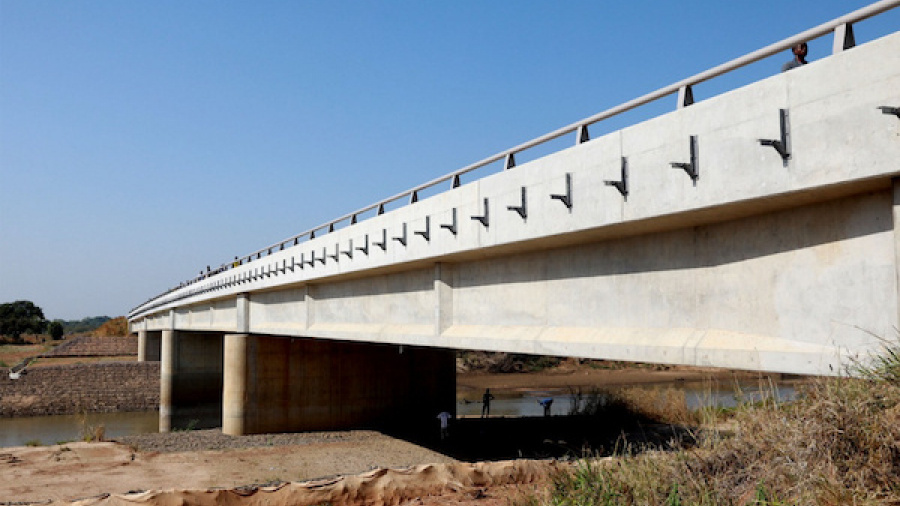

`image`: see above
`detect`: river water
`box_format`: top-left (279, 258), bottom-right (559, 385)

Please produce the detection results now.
top-left (0, 379), bottom-right (800, 448)
top-left (456, 379), bottom-right (799, 418)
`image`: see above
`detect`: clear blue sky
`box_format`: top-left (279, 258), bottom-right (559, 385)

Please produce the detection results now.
top-left (1, 1), bottom-right (898, 321)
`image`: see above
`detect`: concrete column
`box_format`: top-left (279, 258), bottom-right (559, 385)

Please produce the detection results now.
top-left (222, 333), bottom-right (248, 436)
top-left (223, 334), bottom-right (455, 435)
top-left (138, 330), bottom-right (161, 362)
top-left (159, 329), bottom-right (175, 432)
top-left (158, 330), bottom-right (224, 433)
top-left (138, 330), bottom-right (147, 362)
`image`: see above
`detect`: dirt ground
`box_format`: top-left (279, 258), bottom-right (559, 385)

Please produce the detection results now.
top-left (0, 366), bottom-right (781, 505)
top-left (0, 440), bottom-right (553, 505)
top-left (0, 434), bottom-right (457, 504)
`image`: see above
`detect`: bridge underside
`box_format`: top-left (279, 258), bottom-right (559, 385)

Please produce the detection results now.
top-left (144, 330), bottom-right (455, 433)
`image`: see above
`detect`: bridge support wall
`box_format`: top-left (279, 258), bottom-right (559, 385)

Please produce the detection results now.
top-left (222, 334), bottom-right (455, 436)
top-left (159, 330), bottom-right (223, 432)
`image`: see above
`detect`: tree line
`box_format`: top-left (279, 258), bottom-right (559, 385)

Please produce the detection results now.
top-left (0, 300), bottom-right (112, 343)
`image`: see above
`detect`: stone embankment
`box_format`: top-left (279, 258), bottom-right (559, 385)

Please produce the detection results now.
top-left (0, 362), bottom-right (159, 417)
top-left (44, 334), bottom-right (138, 357)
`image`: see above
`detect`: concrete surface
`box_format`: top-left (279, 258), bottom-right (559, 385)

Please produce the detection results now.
top-left (132, 31), bottom-right (900, 377)
top-left (222, 333), bottom-right (455, 435)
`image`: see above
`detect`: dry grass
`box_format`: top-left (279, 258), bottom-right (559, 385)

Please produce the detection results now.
top-left (92, 317), bottom-right (128, 337)
top-left (78, 412), bottom-right (107, 443)
top-left (533, 372), bottom-right (900, 505)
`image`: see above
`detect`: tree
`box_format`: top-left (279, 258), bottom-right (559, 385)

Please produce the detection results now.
top-left (48, 320), bottom-right (64, 340)
top-left (0, 301), bottom-right (48, 343)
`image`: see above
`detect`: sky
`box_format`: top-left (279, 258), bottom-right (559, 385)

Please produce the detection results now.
top-left (1, 1), bottom-right (898, 321)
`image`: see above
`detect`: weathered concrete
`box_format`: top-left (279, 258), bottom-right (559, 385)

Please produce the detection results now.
top-left (222, 333), bottom-right (455, 435)
top-left (159, 330), bottom-right (223, 432)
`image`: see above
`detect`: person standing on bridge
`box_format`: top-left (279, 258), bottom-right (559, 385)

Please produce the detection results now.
top-left (481, 388), bottom-right (494, 418)
top-left (781, 42), bottom-right (808, 72)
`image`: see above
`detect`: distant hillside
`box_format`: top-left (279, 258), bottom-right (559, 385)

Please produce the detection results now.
top-left (59, 316), bottom-right (110, 334)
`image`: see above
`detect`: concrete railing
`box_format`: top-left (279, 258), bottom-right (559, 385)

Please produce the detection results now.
top-left (129, 0), bottom-right (900, 319)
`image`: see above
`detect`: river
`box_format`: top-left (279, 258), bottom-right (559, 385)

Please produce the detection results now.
top-left (0, 378), bottom-right (799, 448)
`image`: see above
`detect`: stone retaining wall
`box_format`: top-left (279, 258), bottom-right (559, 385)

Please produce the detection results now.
top-left (0, 362), bottom-right (159, 417)
top-left (45, 335), bottom-right (137, 357)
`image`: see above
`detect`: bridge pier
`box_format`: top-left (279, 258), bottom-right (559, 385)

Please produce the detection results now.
top-left (159, 330), bottom-right (224, 432)
top-left (222, 334), bottom-right (455, 436)
top-left (137, 330), bottom-right (161, 362)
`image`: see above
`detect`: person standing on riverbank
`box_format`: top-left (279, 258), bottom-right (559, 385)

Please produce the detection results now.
top-left (436, 411), bottom-right (452, 439)
top-left (539, 397), bottom-right (553, 417)
top-left (481, 389), bottom-right (494, 418)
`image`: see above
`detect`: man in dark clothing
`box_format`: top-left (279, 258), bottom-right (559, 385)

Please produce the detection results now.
top-left (481, 389), bottom-right (494, 418)
top-left (781, 42), bottom-right (808, 72)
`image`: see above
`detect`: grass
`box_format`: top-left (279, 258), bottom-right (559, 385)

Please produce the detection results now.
top-left (82, 424), bottom-right (106, 442)
top-left (78, 412), bottom-right (106, 443)
top-left (24, 439), bottom-right (42, 447)
top-left (526, 345), bottom-right (900, 505)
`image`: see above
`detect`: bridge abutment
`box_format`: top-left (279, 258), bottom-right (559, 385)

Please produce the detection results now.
top-left (222, 333), bottom-right (455, 436)
top-left (159, 330), bottom-right (224, 432)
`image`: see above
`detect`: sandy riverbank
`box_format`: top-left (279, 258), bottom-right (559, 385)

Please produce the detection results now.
top-left (0, 367), bottom-right (790, 504)
top-left (0, 431), bottom-right (459, 504)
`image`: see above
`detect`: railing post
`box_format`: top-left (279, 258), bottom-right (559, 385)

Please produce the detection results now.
top-left (504, 153), bottom-right (516, 170)
top-left (677, 85), bottom-right (694, 109)
top-left (833, 23), bottom-right (856, 53)
top-left (576, 125), bottom-right (590, 145)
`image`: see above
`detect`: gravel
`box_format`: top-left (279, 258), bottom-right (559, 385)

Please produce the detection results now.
top-left (115, 428), bottom-right (386, 453)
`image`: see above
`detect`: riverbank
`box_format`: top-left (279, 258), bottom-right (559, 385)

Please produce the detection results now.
top-left (0, 365), bottom-right (755, 504)
top-left (0, 431), bottom-right (459, 503)
top-left (457, 363), bottom-right (781, 394)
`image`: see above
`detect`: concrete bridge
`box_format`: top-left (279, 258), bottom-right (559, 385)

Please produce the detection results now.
top-left (129, 2), bottom-right (900, 435)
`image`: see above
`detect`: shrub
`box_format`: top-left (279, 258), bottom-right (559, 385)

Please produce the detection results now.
top-left (528, 353), bottom-right (900, 504)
